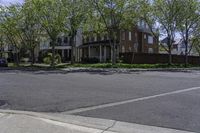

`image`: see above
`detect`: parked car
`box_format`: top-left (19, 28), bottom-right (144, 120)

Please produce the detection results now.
top-left (0, 58), bottom-right (8, 67)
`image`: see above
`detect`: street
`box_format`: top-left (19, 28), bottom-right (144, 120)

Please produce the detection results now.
top-left (0, 70), bottom-right (200, 132)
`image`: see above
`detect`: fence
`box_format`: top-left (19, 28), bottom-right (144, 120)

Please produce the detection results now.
top-left (119, 53), bottom-right (200, 65)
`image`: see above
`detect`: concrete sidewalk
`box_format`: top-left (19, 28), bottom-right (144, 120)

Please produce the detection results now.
top-left (0, 110), bottom-right (195, 133)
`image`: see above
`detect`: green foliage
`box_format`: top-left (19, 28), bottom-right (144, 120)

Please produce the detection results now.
top-left (81, 57), bottom-right (99, 64)
top-left (84, 0), bottom-right (139, 64)
top-left (176, 0), bottom-right (200, 56)
top-left (30, 0), bottom-right (68, 67)
top-left (43, 53), bottom-right (62, 65)
top-left (60, 63), bottom-right (200, 69)
top-left (0, 5), bottom-right (23, 49)
top-left (43, 53), bottom-right (52, 64)
top-left (192, 37), bottom-right (200, 55)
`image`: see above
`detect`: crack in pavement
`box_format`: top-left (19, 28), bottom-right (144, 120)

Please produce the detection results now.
top-left (101, 121), bottom-right (117, 133)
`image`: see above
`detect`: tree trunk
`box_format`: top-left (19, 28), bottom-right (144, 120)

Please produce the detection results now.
top-left (30, 48), bottom-right (35, 66)
top-left (184, 31), bottom-right (189, 67)
top-left (167, 37), bottom-right (172, 66)
top-left (0, 52), bottom-right (2, 58)
top-left (131, 52), bottom-right (135, 64)
top-left (168, 50), bottom-right (172, 65)
top-left (112, 34), bottom-right (117, 65)
top-left (51, 39), bottom-right (56, 68)
top-left (70, 36), bottom-right (75, 65)
top-left (112, 43), bottom-right (116, 65)
top-left (184, 44), bottom-right (188, 67)
top-left (15, 51), bottom-right (19, 67)
top-left (0, 44), bottom-right (2, 58)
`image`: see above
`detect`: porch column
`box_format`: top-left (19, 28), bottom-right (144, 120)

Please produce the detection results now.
top-left (99, 45), bottom-right (102, 62)
top-left (67, 49), bottom-right (69, 58)
top-left (78, 48), bottom-right (80, 62)
top-left (62, 49), bottom-right (64, 58)
top-left (79, 48), bottom-right (81, 62)
top-left (88, 46), bottom-right (91, 58)
top-left (104, 46), bottom-right (107, 62)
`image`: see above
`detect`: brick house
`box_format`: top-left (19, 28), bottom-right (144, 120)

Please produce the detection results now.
top-left (79, 23), bottom-right (159, 63)
top-left (120, 26), bottom-right (158, 54)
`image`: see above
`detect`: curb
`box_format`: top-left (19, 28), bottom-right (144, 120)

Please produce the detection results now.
top-left (0, 67), bottom-right (200, 74)
top-left (0, 109), bottom-right (195, 133)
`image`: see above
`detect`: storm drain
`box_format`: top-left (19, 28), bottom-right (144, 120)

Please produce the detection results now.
top-left (0, 100), bottom-right (7, 107)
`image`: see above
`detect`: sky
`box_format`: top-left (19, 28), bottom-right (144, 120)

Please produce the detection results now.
top-left (0, 0), bottom-right (24, 6)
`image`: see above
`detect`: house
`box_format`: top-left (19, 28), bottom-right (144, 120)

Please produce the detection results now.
top-left (79, 22), bottom-right (159, 63)
top-left (39, 29), bottom-right (83, 62)
top-left (160, 37), bottom-right (198, 56)
top-left (160, 37), bottom-right (178, 54)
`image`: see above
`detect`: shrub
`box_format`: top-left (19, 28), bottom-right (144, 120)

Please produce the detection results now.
top-left (81, 57), bottom-right (99, 64)
top-left (55, 54), bottom-right (62, 64)
top-left (20, 58), bottom-right (29, 63)
top-left (38, 51), bottom-right (48, 63)
top-left (43, 53), bottom-right (62, 65)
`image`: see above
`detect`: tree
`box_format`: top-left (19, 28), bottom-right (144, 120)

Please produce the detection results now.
top-left (0, 5), bottom-right (23, 66)
top-left (177, 0), bottom-right (200, 67)
top-left (86, 0), bottom-right (137, 65)
top-left (19, 1), bottom-right (42, 65)
top-left (137, 0), bottom-right (159, 45)
top-left (192, 37), bottom-right (200, 56)
top-left (62, 0), bottom-right (88, 64)
top-left (31, 0), bottom-right (67, 67)
top-left (0, 33), bottom-right (5, 58)
top-left (152, 0), bottom-right (182, 65)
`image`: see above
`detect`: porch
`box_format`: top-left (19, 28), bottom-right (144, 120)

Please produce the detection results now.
top-left (80, 44), bottom-right (112, 63)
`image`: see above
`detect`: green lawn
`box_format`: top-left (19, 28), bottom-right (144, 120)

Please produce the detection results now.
top-left (7, 63), bottom-right (200, 69)
top-left (57, 63), bottom-right (200, 69)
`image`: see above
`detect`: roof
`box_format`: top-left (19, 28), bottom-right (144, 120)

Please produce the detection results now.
top-left (160, 37), bottom-right (175, 44)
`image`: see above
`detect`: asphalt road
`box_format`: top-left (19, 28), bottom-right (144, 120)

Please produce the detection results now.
top-left (0, 70), bottom-right (200, 132)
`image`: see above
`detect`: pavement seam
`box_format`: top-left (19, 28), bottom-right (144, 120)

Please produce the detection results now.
top-left (63, 86), bottom-right (200, 114)
top-left (101, 121), bottom-right (117, 133)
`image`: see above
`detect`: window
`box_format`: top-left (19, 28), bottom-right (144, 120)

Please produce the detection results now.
top-left (104, 34), bottom-right (108, 40)
top-left (148, 36), bottom-right (153, 44)
top-left (134, 43), bottom-right (138, 52)
top-left (122, 31), bottom-right (125, 40)
top-left (101, 36), bottom-right (104, 41)
top-left (144, 34), bottom-right (147, 39)
top-left (89, 36), bottom-right (92, 42)
top-left (129, 46), bottom-right (132, 52)
top-left (141, 20), bottom-right (145, 28)
top-left (122, 46), bottom-right (125, 53)
top-left (137, 21), bottom-right (140, 27)
top-left (94, 36), bottom-right (97, 41)
top-left (57, 37), bottom-right (62, 45)
top-left (64, 37), bottom-right (68, 43)
top-left (148, 48), bottom-right (154, 53)
top-left (129, 32), bottom-right (132, 41)
top-left (145, 24), bottom-right (149, 29)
